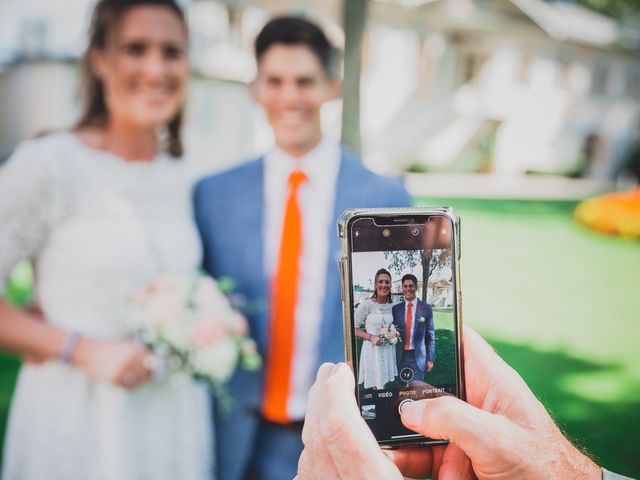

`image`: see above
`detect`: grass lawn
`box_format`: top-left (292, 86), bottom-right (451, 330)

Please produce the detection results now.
top-left (426, 310), bottom-right (456, 386)
top-left (0, 354), bottom-right (19, 460)
top-left (0, 198), bottom-right (638, 477)
top-left (0, 263), bottom-right (31, 460)
top-left (416, 197), bottom-right (640, 477)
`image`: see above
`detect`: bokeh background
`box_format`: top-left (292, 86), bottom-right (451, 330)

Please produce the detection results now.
top-left (1, 0), bottom-right (639, 477)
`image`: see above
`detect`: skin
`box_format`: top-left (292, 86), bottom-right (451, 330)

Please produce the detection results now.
top-left (402, 279), bottom-right (433, 372)
top-left (252, 44), bottom-right (339, 159)
top-left (0, 5), bottom-right (189, 389)
top-left (80, 5), bottom-right (188, 161)
top-left (355, 273), bottom-right (392, 347)
top-left (297, 327), bottom-right (601, 480)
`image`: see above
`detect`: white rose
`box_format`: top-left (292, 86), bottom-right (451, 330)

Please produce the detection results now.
top-left (192, 338), bottom-right (239, 382)
top-left (161, 322), bottom-right (191, 351)
top-left (194, 276), bottom-right (231, 313)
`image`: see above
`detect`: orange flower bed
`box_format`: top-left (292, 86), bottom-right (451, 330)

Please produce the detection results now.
top-left (574, 188), bottom-right (640, 239)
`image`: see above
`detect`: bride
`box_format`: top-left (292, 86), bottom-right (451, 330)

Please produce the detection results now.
top-left (354, 268), bottom-right (398, 390)
top-left (0, 1), bottom-right (212, 478)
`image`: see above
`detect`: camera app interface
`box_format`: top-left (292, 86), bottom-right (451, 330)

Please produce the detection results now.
top-left (349, 215), bottom-right (460, 444)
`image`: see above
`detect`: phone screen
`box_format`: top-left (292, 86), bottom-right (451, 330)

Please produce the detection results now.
top-left (346, 213), bottom-right (462, 446)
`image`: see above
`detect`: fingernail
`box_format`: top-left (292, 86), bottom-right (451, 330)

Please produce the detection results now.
top-left (401, 402), bottom-right (422, 428)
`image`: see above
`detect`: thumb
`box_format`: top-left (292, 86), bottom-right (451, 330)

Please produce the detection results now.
top-left (401, 396), bottom-right (518, 463)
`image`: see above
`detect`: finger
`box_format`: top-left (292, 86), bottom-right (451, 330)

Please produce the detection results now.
top-left (297, 444), bottom-right (338, 480)
top-left (460, 327), bottom-right (504, 404)
top-left (463, 327), bottom-right (543, 420)
top-left (319, 365), bottom-right (400, 479)
top-left (431, 443), bottom-right (446, 477)
top-left (316, 362), bottom-right (338, 382)
top-left (401, 396), bottom-right (519, 463)
top-left (388, 446), bottom-right (434, 478)
top-left (133, 366), bottom-right (150, 385)
top-left (303, 363), bottom-right (349, 447)
top-left (126, 358), bottom-right (149, 386)
top-left (438, 443), bottom-right (474, 480)
top-left (463, 326), bottom-right (524, 384)
top-left (118, 372), bottom-right (135, 389)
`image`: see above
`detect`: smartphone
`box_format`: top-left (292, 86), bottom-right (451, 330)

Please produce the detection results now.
top-left (338, 207), bottom-right (465, 447)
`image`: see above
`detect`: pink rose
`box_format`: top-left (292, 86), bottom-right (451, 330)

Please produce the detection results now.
top-left (189, 315), bottom-right (228, 348)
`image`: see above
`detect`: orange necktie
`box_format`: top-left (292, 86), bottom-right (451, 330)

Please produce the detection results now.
top-left (404, 302), bottom-right (413, 351)
top-left (263, 169), bottom-right (307, 423)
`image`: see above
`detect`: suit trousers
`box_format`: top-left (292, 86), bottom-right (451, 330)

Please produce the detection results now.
top-left (398, 350), bottom-right (425, 384)
top-left (245, 418), bottom-right (304, 480)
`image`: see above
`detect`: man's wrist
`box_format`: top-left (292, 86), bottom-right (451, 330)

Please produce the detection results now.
top-left (557, 439), bottom-right (601, 480)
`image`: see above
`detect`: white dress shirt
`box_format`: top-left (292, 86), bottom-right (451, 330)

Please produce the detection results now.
top-left (404, 298), bottom-right (417, 349)
top-left (264, 139), bottom-right (341, 420)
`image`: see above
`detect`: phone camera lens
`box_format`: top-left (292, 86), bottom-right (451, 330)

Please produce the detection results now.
top-left (411, 228), bottom-right (419, 236)
top-left (382, 228), bottom-right (391, 237)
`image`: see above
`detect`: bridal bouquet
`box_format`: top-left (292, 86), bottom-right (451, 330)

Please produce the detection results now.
top-left (127, 272), bottom-right (261, 391)
top-left (379, 323), bottom-right (401, 345)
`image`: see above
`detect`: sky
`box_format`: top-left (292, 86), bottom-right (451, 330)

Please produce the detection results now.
top-left (352, 250), bottom-right (452, 290)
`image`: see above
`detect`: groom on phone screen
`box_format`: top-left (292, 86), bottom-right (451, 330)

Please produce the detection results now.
top-left (193, 16), bottom-right (411, 480)
top-left (393, 274), bottom-right (435, 384)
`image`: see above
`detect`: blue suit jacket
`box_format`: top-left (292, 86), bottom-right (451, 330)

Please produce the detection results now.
top-left (392, 299), bottom-right (435, 370)
top-left (193, 149), bottom-right (411, 480)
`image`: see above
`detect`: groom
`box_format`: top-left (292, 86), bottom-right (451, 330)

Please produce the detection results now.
top-left (392, 274), bottom-right (435, 384)
top-left (194, 16), bottom-right (410, 480)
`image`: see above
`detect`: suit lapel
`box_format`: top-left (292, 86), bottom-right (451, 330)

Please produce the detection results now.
top-left (318, 151), bottom-right (364, 363)
top-left (409, 301), bottom-right (420, 342)
top-left (240, 158), bottom-right (268, 349)
top-left (414, 301), bottom-right (427, 338)
top-left (398, 302), bottom-right (407, 332)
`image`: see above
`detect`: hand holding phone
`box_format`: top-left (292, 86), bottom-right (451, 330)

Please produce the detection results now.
top-left (299, 328), bottom-right (600, 480)
top-left (337, 208), bottom-right (465, 447)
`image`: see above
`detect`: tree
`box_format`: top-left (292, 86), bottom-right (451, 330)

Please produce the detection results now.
top-left (384, 249), bottom-right (452, 302)
top-left (341, 0), bottom-right (368, 156)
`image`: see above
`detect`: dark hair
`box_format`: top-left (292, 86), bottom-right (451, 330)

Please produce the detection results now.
top-left (255, 16), bottom-right (338, 77)
top-left (76, 0), bottom-right (187, 157)
top-left (372, 268), bottom-right (392, 304)
top-left (401, 274), bottom-right (418, 288)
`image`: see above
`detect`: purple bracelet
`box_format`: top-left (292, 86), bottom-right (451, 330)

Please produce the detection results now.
top-left (59, 331), bottom-right (81, 364)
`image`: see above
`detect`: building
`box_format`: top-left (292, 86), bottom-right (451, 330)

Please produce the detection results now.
top-left (1, 0), bottom-right (638, 183)
top-left (427, 278), bottom-right (453, 307)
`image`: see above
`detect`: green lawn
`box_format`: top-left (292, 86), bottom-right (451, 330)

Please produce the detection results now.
top-left (426, 310), bottom-right (456, 386)
top-left (416, 198), bottom-right (640, 477)
top-left (0, 263), bottom-right (32, 460)
top-left (1, 198), bottom-right (638, 476)
top-left (0, 354), bottom-right (19, 460)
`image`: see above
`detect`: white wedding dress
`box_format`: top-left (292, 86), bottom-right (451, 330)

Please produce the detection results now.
top-left (355, 299), bottom-right (397, 389)
top-left (0, 132), bottom-right (213, 479)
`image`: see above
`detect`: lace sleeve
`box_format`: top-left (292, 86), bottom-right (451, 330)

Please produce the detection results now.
top-left (354, 298), bottom-right (371, 327)
top-left (0, 140), bottom-right (61, 294)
